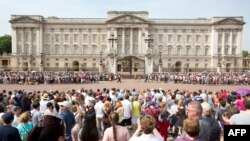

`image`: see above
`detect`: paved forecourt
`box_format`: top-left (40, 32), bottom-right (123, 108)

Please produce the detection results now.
top-left (0, 79), bottom-right (249, 92)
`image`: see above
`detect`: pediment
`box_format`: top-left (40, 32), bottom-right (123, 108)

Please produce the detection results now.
top-left (213, 18), bottom-right (245, 25)
top-left (106, 14), bottom-right (148, 24)
top-left (9, 16), bottom-right (42, 24)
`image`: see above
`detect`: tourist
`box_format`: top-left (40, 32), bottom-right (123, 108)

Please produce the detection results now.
top-left (103, 112), bottom-right (130, 141)
top-left (16, 111), bottom-right (33, 141)
top-left (130, 115), bottom-right (163, 141)
top-left (0, 112), bottom-right (22, 141)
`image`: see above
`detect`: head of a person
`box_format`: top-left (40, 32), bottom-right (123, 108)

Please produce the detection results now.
top-left (13, 106), bottom-right (22, 115)
top-left (244, 97), bottom-right (250, 110)
top-left (140, 115), bottom-right (156, 134)
top-left (177, 100), bottom-right (184, 107)
top-left (222, 112), bottom-right (231, 120)
top-left (201, 102), bottom-right (212, 116)
top-left (109, 112), bottom-right (119, 125)
top-left (186, 101), bottom-right (202, 118)
top-left (183, 118), bottom-right (200, 138)
top-left (104, 102), bottom-right (112, 113)
top-left (1, 112), bottom-right (14, 125)
top-left (220, 100), bottom-right (226, 108)
top-left (32, 101), bottom-right (40, 110)
top-left (87, 100), bottom-right (95, 110)
top-left (115, 101), bottom-right (122, 109)
top-left (46, 102), bottom-right (54, 109)
top-left (58, 101), bottom-right (69, 112)
top-left (19, 111), bottom-right (31, 123)
top-left (28, 115), bottom-right (65, 141)
top-left (80, 111), bottom-right (98, 141)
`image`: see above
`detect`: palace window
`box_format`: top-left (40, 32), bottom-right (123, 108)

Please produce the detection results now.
top-left (92, 34), bottom-right (97, 43)
top-left (225, 47), bottom-right (229, 55)
top-left (24, 32), bottom-right (29, 42)
top-left (102, 34), bottom-right (106, 42)
top-left (74, 34), bottom-right (78, 42)
top-left (205, 35), bottom-right (209, 43)
top-left (32, 33), bottom-right (36, 42)
top-left (218, 34), bottom-right (222, 43)
top-left (205, 47), bottom-right (209, 56)
top-left (158, 34), bottom-right (163, 43)
top-left (168, 35), bottom-right (172, 43)
top-left (196, 35), bottom-right (200, 43)
top-left (17, 32), bottom-right (22, 42)
top-left (177, 46), bottom-right (182, 56)
top-left (64, 34), bottom-right (69, 42)
top-left (24, 45), bottom-right (29, 54)
top-left (168, 47), bottom-right (172, 55)
top-left (195, 46), bottom-right (200, 56)
top-left (225, 33), bottom-right (229, 43)
top-left (187, 35), bottom-right (191, 43)
top-left (55, 63), bottom-right (59, 68)
top-left (55, 45), bottom-right (60, 54)
top-left (232, 47), bottom-right (236, 55)
top-left (83, 34), bottom-right (88, 43)
top-left (46, 34), bottom-right (50, 42)
top-left (177, 35), bottom-right (182, 43)
top-left (218, 47), bottom-right (222, 54)
top-left (55, 34), bottom-right (60, 42)
top-left (186, 46), bottom-right (190, 56)
top-left (232, 34), bottom-right (237, 43)
top-left (83, 45), bottom-right (88, 54)
top-left (32, 45), bottom-right (36, 54)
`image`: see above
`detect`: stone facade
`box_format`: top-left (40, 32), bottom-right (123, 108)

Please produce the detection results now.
top-left (9, 11), bottom-right (245, 74)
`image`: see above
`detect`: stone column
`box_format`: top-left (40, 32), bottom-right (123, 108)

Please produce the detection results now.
top-left (11, 27), bottom-right (17, 55)
top-left (130, 28), bottom-right (133, 54)
top-left (237, 29), bottom-right (243, 71)
top-left (39, 25), bottom-right (44, 71)
top-left (29, 28), bottom-right (33, 55)
top-left (22, 28), bottom-right (25, 54)
top-left (122, 28), bottom-right (125, 54)
top-left (36, 29), bottom-right (40, 54)
top-left (237, 29), bottom-right (243, 55)
top-left (211, 28), bottom-right (218, 71)
top-left (230, 30), bottom-right (233, 55)
top-left (138, 28), bottom-right (142, 54)
top-left (222, 31), bottom-right (225, 55)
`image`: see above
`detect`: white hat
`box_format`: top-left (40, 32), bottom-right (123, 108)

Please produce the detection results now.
top-left (58, 101), bottom-right (70, 108)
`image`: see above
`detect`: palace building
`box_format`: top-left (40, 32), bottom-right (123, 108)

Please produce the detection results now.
top-left (9, 11), bottom-right (245, 74)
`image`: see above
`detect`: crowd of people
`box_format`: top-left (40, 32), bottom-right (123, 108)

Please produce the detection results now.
top-left (0, 86), bottom-right (250, 141)
top-left (0, 71), bottom-right (250, 85)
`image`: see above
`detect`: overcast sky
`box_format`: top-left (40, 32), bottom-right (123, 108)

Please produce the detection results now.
top-left (1, 0), bottom-right (249, 51)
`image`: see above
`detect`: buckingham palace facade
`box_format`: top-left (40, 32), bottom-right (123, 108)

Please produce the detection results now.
top-left (9, 11), bottom-right (245, 74)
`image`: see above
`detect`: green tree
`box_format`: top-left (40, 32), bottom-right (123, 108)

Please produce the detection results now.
top-left (242, 50), bottom-right (249, 57)
top-left (0, 34), bottom-right (11, 54)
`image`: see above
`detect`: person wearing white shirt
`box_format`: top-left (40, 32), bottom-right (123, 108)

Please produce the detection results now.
top-left (39, 93), bottom-right (50, 115)
top-left (44, 102), bottom-right (58, 117)
top-left (121, 94), bottom-right (132, 129)
top-left (30, 101), bottom-right (43, 127)
top-left (94, 96), bottom-right (104, 133)
top-left (11, 106), bottom-right (21, 127)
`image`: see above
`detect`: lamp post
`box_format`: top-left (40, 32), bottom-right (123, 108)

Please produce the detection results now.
top-left (217, 53), bottom-right (221, 73)
top-left (99, 51), bottom-right (103, 73)
top-left (158, 51), bottom-right (163, 73)
top-left (108, 34), bottom-right (117, 49)
top-left (40, 52), bottom-right (44, 72)
top-left (108, 34), bottom-right (117, 73)
top-left (144, 34), bottom-right (154, 74)
top-left (145, 34), bottom-right (154, 49)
